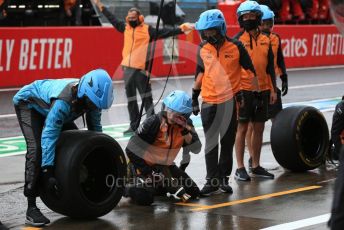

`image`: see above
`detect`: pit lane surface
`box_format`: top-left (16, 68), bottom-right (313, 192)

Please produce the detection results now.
top-left (0, 66), bottom-right (343, 229)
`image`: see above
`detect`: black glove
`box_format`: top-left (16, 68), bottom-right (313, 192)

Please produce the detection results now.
top-left (280, 74), bottom-right (288, 96)
top-left (41, 166), bottom-right (60, 198)
top-left (192, 88), bottom-right (201, 116)
top-left (235, 91), bottom-right (245, 108)
top-left (179, 162), bottom-right (189, 171)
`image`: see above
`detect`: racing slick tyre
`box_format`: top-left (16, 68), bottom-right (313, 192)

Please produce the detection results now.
top-left (271, 106), bottom-right (329, 172)
top-left (40, 130), bottom-right (127, 218)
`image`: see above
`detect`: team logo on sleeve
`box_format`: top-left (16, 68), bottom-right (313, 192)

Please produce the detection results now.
top-left (224, 52), bottom-right (234, 59)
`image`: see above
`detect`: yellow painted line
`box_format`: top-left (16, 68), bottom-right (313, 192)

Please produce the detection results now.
top-left (22, 227), bottom-right (42, 230)
top-left (174, 202), bottom-right (205, 207)
top-left (190, 186), bottom-right (322, 212)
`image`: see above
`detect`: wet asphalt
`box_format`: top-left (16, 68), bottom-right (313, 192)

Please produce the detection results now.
top-left (0, 67), bottom-right (343, 229)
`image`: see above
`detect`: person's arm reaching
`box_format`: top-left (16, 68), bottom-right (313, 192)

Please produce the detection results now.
top-left (148, 23), bottom-right (194, 39)
top-left (93, 0), bottom-right (126, 33)
top-left (86, 109), bottom-right (102, 132)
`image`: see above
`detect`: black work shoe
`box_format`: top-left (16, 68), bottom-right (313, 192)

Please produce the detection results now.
top-left (219, 178), bottom-right (233, 193)
top-left (248, 157), bottom-right (252, 172)
top-left (200, 179), bottom-right (220, 197)
top-left (251, 166), bottom-right (275, 179)
top-left (235, 167), bottom-right (251, 181)
top-left (26, 207), bottom-right (50, 227)
top-left (123, 127), bottom-right (134, 136)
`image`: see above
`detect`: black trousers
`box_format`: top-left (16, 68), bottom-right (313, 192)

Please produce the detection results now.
top-left (154, 165), bottom-right (200, 199)
top-left (123, 67), bottom-right (155, 130)
top-left (330, 148), bottom-right (344, 230)
top-left (201, 99), bottom-right (237, 180)
top-left (15, 103), bottom-right (77, 197)
top-left (166, 165), bottom-right (200, 198)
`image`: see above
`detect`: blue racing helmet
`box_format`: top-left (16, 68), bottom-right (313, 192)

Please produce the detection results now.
top-left (195, 9), bottom-right (227, 36)
top-left (260, 4), bottom-right (275, 21)
top-left (237, 1), bottom-right (262, 19)
top-left (162, 90), bottom-right (192, 118)
top-left (77, 69), bottom-right (114, 109)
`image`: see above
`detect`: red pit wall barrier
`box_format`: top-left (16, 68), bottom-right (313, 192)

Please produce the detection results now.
top-left (226, 25), bottom-right (344, 69)
top-left (0, 25), bottom-right (343, 88)
top-left (0, 27), bottom-right (199, 88)
top-left (269, 25), bottom-right (344, 68)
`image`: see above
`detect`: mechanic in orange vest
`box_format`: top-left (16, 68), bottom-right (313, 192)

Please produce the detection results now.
top-left (245, 4), bottom-right (289, 171)
top-left (260, 5), bottom-right (288, 119)
top-left (93, 0), bottom-right (193, 135)
top-left (234, 1), bottom-right (277, 182)
top-left (125, 90), bottom-right (201, 204)
top-left (193, 9), bottom-right (256, 196)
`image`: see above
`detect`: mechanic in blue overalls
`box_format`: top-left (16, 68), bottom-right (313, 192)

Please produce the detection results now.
top-left (13, 69), bottom-right (114, 227)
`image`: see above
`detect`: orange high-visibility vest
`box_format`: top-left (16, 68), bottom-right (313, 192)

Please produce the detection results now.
top-left (121, 23), bottom-right (150, 70)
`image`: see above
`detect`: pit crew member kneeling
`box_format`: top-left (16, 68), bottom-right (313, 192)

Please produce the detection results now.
top-left (125, 90), bottom-right (201, 205)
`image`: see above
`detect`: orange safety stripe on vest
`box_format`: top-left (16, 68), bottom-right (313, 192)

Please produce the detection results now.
top-left (200, 41), bottom-right (242, 104)
top-left (143, 119), bottom-right (185, 166)
top-left (238, 31), bottom-right (273, 92)
top-left (121, 23), bottom-right (150, 70)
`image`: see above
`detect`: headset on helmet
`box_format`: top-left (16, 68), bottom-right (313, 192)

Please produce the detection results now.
top-left (77, 69), bottom-right (114, 110)
top-left (195, 9), bottom-right (227, 36)
top-left (126, 7), bottom-right (144, 24)
top-left (237, 1), bottom-right (263, 23)
top-left (162, 90), bottom-right (192, 118)
top-left (260, 4), bottom-right (275, 22)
